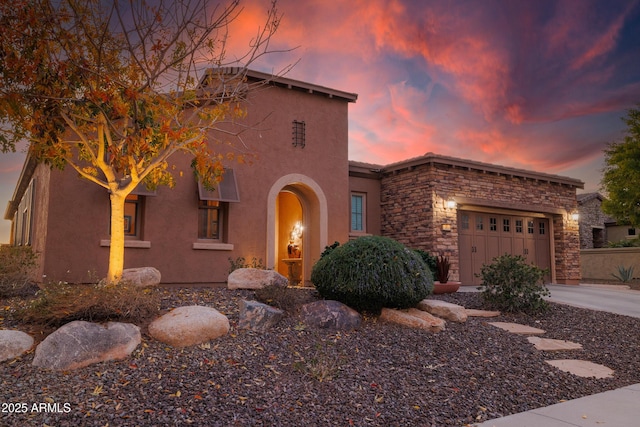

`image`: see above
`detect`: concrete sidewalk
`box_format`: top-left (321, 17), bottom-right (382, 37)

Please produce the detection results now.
top-left (470, 283), bottom-right (640, 426)
top-left (474, 383), bottom-right (640, 427)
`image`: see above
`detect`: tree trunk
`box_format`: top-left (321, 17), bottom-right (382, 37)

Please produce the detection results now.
top-left (107, 191), bottom-right (126, 283)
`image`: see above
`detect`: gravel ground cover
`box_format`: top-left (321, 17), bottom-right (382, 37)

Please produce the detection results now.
top-left (2, 287), bottom-right (640, 427)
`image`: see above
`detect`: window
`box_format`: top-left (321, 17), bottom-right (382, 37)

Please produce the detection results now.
top-left (124, 194), bottom-right (142, 238)
top-left (527, 220), bottom-right (535, 234)
top-left (460, 213), bottom-right (469, 230)
top-left (503, 218), bottom-right (510, 232)
top-left (539, 222), bottom-right (546, 235)
top-left (490, 217), bottom-right (497, 231)
top-left (197, 169), bottom-right (239, 242)
top-left (476, 216), bottom-right (484, 231)
top-left (351, 193), bottom-right (365, 232)
top-left (14, 179), bottom-right (35, 246)
top-left (629, 228), bottom-right (637, 236)
top-left (292, 120), bottom-right (306, 148)
top-left (198, 200), bottom-right (224, 240)
top-left (515, 219), bottom-right (523, 233)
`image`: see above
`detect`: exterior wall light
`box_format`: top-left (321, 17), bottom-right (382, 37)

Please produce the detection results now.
top-left (446, 199), bottom-right (457, 209)
top-left (570, 211), bottom-right (580, 221)
top-left (441, 224), bottom-right (452, 232)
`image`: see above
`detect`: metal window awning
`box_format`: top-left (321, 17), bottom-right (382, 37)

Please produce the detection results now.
top-left (197, 168), bottom-right (240, 202)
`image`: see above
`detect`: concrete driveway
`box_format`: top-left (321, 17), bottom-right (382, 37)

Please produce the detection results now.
top-left (546, 284), bottom-right (640, 319)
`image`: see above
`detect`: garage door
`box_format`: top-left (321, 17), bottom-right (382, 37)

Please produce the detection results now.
top-left (459, 211), bottom-right (551, 285)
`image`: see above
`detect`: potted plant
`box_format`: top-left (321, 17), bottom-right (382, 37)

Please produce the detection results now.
top-left (433, 254), bottom-right (460, 294)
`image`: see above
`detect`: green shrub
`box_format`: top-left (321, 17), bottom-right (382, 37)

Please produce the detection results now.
top-left (311, 236), bottom-right (433, 312)
top-left (414, 249), bottom-right (437, 278)
top-left (606, 238), bottom-right (640, 248)
top-left (14, 281), bottom-right (160, 326)
top-left (0, 245), bottom-right (38, 298)
top-left (479, 254), bottom-right (549, 314)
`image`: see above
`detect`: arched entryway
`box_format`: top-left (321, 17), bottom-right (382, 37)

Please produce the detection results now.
top-left (267, 174), bottom-right (328, 287)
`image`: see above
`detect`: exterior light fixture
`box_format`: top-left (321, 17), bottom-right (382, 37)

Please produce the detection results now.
top-left (446, 199), bottom-right (457, 209)
top-left (571, 211), bottom-right (580, 221)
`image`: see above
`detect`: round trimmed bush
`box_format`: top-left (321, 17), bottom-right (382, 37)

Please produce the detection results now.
top-left (311, 236), bottom-right (433, 312)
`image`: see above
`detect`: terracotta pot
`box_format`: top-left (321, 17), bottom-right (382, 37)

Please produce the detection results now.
top-left (433, 281), bottom-right (461, 294)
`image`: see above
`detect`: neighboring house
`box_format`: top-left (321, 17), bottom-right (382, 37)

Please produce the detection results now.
top-left (577, 192), bottom-right (610, 249)
top-left (5, 70), bottom-right (585, 286)
top-left (350, 155), bottom-right (583, 285)
top-left (576, 192), bottom-right (639, 248)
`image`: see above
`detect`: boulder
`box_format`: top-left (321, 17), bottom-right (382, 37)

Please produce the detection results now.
top-left (0, 330), bottom-right (34, 362)
top-left (120, 267), bottom-right (161, 288)
top-left (417, 299), bottom-right (468, 323)
top-left (300, 300), bottom-right (362, 330)
top-left (32, 321), bottom-right (140, 370)
top-left (238, 300), bottom-right (284, 332)
top-left (380, 308), bottom-right (446, 333)
top-left (228, 268), bottom-right (288, 290)
top-left (149, 305), bottom-right (229, 347)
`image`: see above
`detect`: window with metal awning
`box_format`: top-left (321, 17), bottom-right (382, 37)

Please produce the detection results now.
top-left (197, 168), bottom-right (240, 202)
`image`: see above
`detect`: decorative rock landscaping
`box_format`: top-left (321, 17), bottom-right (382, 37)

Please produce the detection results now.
top-left (31, 321), bottom-right (141, 370)
top-left (527, 336), bottom-right (583, 351)
top-left (148, 305), bottom-right (230, 347)
top-left (488, 320), bottom-right (614, 379)
top-left (379, 307), bottom-right (446, 332)
top-left (2, 288), bottom-right (639, 426)
top-left (238, 300), bottom-right (284, 332)
top-left (300, 300), bottom-right (362, 330)
top-left (120, 266), bottom-right (161, 288)
top-left (227, 268), bottom-right (288, 290)
top-left (417, 299), bottom-right (468, 323)
top-left (0, 329), bottom-right (33, 362)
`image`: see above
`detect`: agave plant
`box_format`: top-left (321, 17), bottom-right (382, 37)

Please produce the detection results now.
top-left (612, 265), bottom-right (635, 283)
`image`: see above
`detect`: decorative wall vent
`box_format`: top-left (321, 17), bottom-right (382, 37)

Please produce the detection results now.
top-left (292, 120), bottom-right (305, 148)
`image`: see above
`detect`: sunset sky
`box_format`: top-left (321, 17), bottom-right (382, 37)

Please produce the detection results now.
top-left (2, 0), bottom-right (640, 243)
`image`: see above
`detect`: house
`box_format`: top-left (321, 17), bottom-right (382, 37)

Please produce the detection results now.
top-left (350, 154), bottom-right (584, 285)
top-left (577, 192), bottom-right (639, 248)
top-left (4, 70), bottom-right (584, 286)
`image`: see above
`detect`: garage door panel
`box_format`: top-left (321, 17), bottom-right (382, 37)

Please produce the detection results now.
top-left (459, 211), bottom-right (551, 285)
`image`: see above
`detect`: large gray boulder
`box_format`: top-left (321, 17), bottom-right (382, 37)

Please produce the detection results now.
top-left (32, 321), bottom-right (141, 370)
top-left (0, 330), bottom-right (34, 362)
top-left (238, 300), bottom-right (284, 332)
top-left (120, 267), bottom-right (161, 288)
top-left (148, 305), bottom-right (229, 347)
top-left (300, 300), bottom-right (362, 330)
top-left (227, 268), bottom-right (288, 290)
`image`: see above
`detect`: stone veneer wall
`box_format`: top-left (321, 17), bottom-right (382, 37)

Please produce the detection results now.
top-left (577, 196), bottom-right (611, 249)
top-left (380, 162), bottom-right (582, 284)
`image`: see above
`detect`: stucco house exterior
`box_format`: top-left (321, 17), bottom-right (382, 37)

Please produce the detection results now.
top-left (5, 70), bottom-right (584, 286)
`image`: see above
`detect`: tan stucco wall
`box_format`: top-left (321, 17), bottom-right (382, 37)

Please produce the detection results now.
top-left (38, 82), bottom-right (351, 284)
top-left (581, 248), bottom-right (640, 281)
